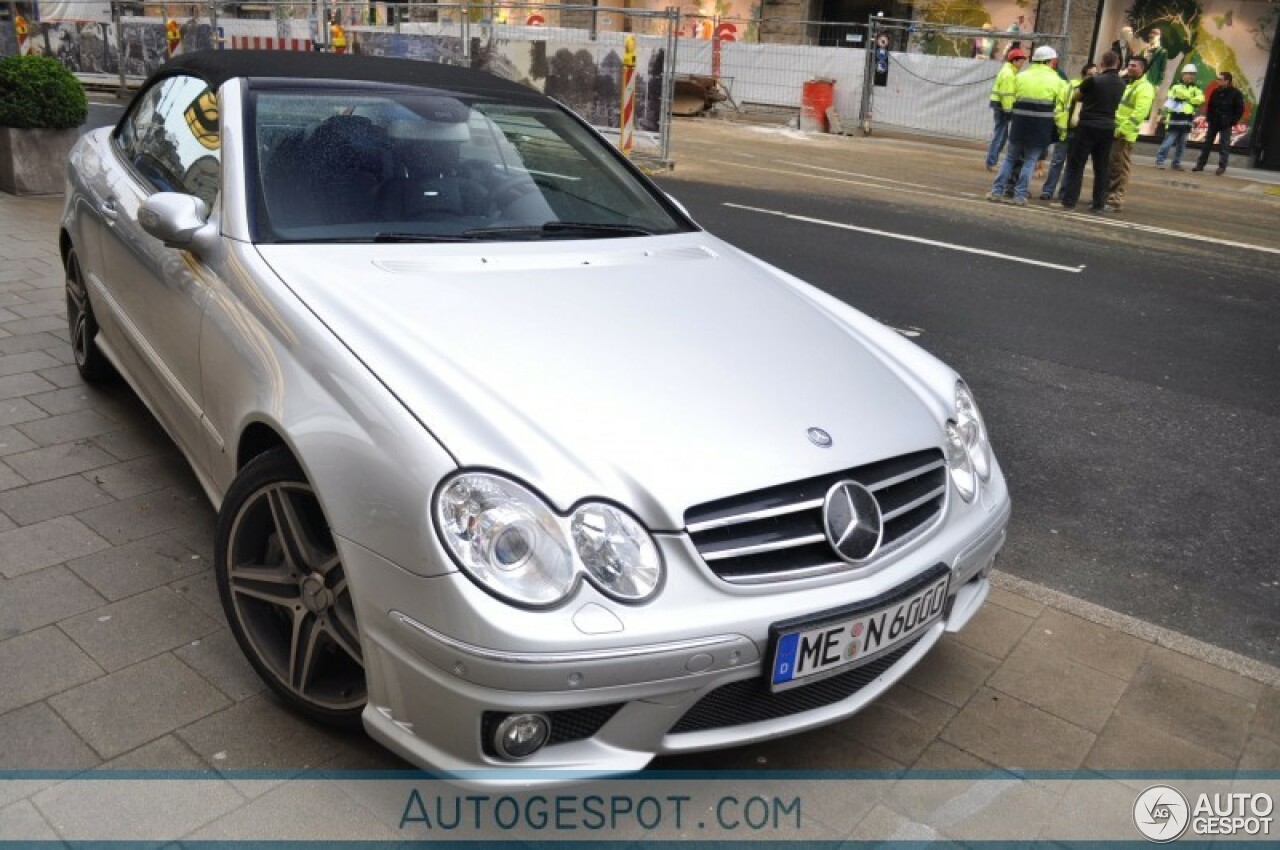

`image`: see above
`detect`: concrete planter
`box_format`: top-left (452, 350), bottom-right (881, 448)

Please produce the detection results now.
top-left (0, 127), bottom-right (78, 195)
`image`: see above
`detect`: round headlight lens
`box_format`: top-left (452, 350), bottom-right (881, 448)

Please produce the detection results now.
top-left (571, 503), bottom-right (663, 602)
top-left (955, 383), bottom-right (991, 481)
top-left (944, 421), bottom-right (977, 502)
top-left (436, 474), bottom-right (575, 606)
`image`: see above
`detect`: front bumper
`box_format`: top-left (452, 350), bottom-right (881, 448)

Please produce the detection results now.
top-left (347, 482), bottom-right (1010, 782)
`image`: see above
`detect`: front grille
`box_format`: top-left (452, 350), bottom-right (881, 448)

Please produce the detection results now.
top-left (668, 636), bottom-right (921, 734)
top-left (684, 449), bottom-right (946, 583)
top-left (480, 704), bottom-right (622, 757)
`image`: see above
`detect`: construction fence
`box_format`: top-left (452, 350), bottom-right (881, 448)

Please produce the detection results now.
top-left (671, 16), bottom-right (1069, 141)
top-left (1, 4), bottom-right (1071, 146)
top-left (0, 1), bottom-right (679, 165)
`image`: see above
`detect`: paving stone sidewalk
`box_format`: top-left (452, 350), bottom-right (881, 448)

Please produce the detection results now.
top-left (0, 189), bottom-right (1276, 841)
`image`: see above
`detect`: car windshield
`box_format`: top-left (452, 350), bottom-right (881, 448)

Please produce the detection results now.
top-left (247, 84), bottom-right (693, 243)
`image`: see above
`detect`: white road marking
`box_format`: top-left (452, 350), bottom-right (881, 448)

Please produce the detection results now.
top-left (1055, 213), bottom-right (1280, 257)
top-left (774, 158), bottom-right (943, 192)
top-left (724, 202), bottom-right (1087, 274)
top-left (712, 156), bottom-right (1280, 258)
top-left (708, 158), bottom-right (968, 206)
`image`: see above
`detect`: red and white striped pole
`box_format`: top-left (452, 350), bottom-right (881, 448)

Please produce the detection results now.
top-left (15, 16), bottom-right (31, 55)
top-left (619, 35), bottom-right (636, 157)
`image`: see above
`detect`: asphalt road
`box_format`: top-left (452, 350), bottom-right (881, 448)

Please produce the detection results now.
top-left (655, 122), bottom-right (1280, 666)
top-left (84, 100), bottom-right (126, 134)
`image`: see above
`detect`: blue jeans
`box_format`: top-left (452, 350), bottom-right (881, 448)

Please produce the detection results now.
top-left (986, 105), bottom-right (1011, 168)
top-left (1041, 137), bottom-right (1069, 198)
top-left (1156, 126), bottom-right (1189, 166)
top-left (992, 141), bottom-right (1045, 201)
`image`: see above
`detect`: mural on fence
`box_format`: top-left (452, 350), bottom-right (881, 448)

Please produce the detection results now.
top-left (352, 31), bottom-right (469, 65)
top-left (1098, 0), bottom-right (1274, 143)
top-left (914, 0), bottom-right (1039, 58)
top-left (12, 20), bottom-right (214, 77)
top-left (358, 32), bottom-right (666, 131)
top-left (39, 1), bottom-right (113, 24)
top-left (0, 23), bottom-right (17, 58)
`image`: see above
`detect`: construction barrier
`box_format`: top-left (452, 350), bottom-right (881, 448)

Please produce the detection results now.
top-left (620, 34), bottom-right (636, 157)
top-left (1, 1), bottom-right (680, 168)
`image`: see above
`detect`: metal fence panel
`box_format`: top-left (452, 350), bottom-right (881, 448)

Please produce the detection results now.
top-left (674, 36), bottom-right (865, 127)
top-left (862, 18), bottom-right (1070, 142)
top-left (2, 5), bottom-right (1069, 147)
top-left (4, 1), bottom-right (677, 167)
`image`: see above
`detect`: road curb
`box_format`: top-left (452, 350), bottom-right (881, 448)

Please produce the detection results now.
top-left (992, 569), bottom-right (1280, 688)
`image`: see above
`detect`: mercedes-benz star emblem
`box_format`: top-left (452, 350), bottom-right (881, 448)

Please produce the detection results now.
top-left (823, 480), bottom-right (883, 563)
top-left (807, 427), bottom-right (833, 448)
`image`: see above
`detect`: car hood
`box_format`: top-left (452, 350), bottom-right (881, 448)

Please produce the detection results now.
top-left (256, 233), bottom-right (949, 529)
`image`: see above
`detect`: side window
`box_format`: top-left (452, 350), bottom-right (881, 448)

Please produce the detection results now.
top-left (117, 75), bottom-right (221, 207)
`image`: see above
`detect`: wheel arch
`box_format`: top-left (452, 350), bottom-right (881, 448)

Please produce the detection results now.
top-left (59, 229), bottom-right (73, 269)
top-left (237, 419), bottom-right (295, 472)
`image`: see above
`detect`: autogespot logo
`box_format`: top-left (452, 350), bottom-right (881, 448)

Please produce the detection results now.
top-left (1134, 785), bottom-right (1190, 842)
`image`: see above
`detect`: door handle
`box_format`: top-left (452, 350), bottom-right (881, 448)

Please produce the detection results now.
top-left (99, 198), bottom-right (118, 222)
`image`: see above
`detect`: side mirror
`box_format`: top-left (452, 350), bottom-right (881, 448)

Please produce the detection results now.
top-left (139, 193), bottom-right (215, 252)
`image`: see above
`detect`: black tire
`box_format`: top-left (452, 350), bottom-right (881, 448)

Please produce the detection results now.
top-left (215, 447), bottom-right (367, 728)
top-left (64, 247), bottom-right (114, 383)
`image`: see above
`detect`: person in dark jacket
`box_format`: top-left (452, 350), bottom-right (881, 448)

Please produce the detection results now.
top-left (1193, 72), bottom-right (1246, 175)
top-left (1059, 51), bottom-right (1126, 211)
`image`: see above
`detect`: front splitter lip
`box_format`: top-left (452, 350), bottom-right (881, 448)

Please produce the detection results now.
top-left (360, 610), bottom-right (958, 788)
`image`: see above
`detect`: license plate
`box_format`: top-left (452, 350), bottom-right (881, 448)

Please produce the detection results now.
top-left (769, 573), bottom-right (950, 692)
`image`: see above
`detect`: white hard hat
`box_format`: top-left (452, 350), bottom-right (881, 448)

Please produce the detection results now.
top-left (1032, 45), bottom-right (1057, 62)
top-left (1181, 64), bottom-right (1197, 74)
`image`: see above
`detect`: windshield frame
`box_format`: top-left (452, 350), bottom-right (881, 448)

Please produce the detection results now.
top-left (241, 77), bottom-right (698, 245)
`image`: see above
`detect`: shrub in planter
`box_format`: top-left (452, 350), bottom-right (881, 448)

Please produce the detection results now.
top-left (0, 54), bottom-right (88, 195)
top-left (0, 54), bottom-right (89, 129)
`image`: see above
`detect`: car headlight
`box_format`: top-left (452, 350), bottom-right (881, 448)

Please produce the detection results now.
top-left (436, 474), bottom-right (576, 607)
top-left (945, 381), bottom-right (991, 502)
top-left (944, 421), bottom-right (977, 502)
top-left (954, 383), bottom-right (992, 481)
top-left (571, 503), bottom-right (662, 601)
top-left (435, 472), bottom-right (663, 607)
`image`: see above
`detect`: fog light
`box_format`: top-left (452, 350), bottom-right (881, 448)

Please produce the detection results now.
top-left (493, 713), bottom-right (550, 760)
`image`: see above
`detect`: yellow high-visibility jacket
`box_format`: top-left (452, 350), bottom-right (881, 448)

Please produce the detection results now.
top-left (990, 61), bottom-right (1018, 113)
top-left (1009, 62), bottom-right (1067, 149)
top-left (1163, 82), bottom-right (1204, 129)
top-left (1115, 76), bottom-right (1155, 142)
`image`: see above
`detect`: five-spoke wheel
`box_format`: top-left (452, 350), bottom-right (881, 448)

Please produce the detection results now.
top-left (216, 448), bottom-right (366, 725)
top-left (64, 247), bottom-right (113, 383)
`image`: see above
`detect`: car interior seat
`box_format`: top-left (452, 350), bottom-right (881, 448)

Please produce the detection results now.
top-left (301, 115), bottom-right (399, 225)
top-left (376, 122), bottom-right (491, 222)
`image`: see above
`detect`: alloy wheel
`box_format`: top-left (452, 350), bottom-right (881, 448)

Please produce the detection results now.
top-left (63, 248), bottom-right (112, 383)
top-left (224, 480), bottom-right (365, 711)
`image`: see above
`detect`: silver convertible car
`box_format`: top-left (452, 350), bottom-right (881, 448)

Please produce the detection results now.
top-left (61, 50), bottom-right (1009, 777)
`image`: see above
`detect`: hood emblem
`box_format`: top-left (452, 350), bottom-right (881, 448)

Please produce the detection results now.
top-left (807, 427), bottom-right (833, 448)
top-left (823, 481), bottom-right (884, 563)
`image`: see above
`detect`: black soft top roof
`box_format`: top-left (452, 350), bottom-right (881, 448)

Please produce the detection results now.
top-left (160, 50), bottom-right (539, 99)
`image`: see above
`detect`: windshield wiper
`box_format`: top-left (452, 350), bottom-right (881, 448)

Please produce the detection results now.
top-left (372, 232), bottom-right (482, 243)
top-left (271, 234), bottom-right (481, 244)
top-left (461, 222), bottom-right (654, 239)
